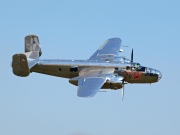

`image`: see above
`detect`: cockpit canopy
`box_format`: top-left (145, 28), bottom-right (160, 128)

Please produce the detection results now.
top-left (137, 66), bottom-right (162, 80)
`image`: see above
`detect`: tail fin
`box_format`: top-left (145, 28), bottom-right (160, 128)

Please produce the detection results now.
top-left (12, 34), bottom-right (41, 77)
top-left (12, 53), bottom-right (30, 77)
top-left (24, 34), bottom-right (42, 59)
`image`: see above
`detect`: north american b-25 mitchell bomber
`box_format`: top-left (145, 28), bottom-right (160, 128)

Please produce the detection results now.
top-left (12, 35), bottom-right (162, 100)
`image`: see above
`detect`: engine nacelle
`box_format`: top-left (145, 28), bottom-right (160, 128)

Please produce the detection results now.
top-left (109, 76), bottom-right (124, 83)
top-left (69, 76), bottom-right (124, 90)
top-left (102, 76), bottom-right (124, 90)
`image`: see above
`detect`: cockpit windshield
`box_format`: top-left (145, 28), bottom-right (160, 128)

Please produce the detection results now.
top-left (130, 63), bottom-right (141, 71)
top-left (137, 66), bottom-right (146, 71)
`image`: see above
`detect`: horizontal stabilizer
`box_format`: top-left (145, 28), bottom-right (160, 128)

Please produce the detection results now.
top-left (12, 54), bottom-right (30, 77)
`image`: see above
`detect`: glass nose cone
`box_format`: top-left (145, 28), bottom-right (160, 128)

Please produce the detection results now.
top-left (156, 70), bottom-right (162, 81)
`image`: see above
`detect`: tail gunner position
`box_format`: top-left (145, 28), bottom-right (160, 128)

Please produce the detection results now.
top-left (12, 35), bottom-right (162, 100)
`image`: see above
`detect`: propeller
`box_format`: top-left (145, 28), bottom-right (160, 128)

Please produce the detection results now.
top-left (120, 49), bottom-right (134, 101)
top-left (122, 83), bottom-right (125, 101)
top-left (121, 79), bottom-right (127, 101)
top-left (131, 48), bottom-right (133, 63)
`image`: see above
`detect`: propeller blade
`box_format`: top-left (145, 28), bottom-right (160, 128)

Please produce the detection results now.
top-left (122, 85), bottom-right (124, 101)
top-left (131, 48), bottom-right (133, 62)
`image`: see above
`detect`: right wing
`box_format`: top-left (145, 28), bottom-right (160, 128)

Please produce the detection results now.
top-left (89, 38), bottom-right (122, 61)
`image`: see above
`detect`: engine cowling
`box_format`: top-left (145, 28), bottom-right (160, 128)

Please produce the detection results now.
top-left (69, 76), bottom-right (124, 90)
top-left (102, 76), bottom-right (124, 90)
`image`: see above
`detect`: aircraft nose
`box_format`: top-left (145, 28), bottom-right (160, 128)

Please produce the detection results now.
top-left (156, 70), bottom-right (162, 81)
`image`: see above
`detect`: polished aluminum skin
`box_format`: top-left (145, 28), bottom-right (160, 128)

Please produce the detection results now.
top-left (12, 35), bottom-right (162, 99)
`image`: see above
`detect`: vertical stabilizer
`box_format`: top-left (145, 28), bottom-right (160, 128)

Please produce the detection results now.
top-left (12, 54), bottom-right (30, 77)
top-left (25, 35), bottom-right (42, 59)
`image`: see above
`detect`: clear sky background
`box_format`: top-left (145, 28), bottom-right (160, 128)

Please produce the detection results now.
top-left (0, 0), bottom-right (180, 135)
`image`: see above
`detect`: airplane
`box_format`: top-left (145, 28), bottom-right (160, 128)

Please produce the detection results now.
top-left (12, 35), bottom-right (162, 100)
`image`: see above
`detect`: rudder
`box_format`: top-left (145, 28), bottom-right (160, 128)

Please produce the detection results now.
top-left (25, 34), bottom-right (42, 59)
top-left (12, 54), bottom-right (30, 77)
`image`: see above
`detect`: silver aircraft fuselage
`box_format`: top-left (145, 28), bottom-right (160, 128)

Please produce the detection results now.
top-left (12, 35), bottom-right (162, 98)
top-left (31, 59), bottom-right (127, 78)
top-left (31, 59), bottom-right (162, 89)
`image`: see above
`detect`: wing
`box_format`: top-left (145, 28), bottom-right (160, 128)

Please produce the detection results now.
top-left (89, 38), bottom-right (122, 61)
top-left (77, 77), bottom-right (107, 97)
top-left (70, 68), bottom-right (114, 97)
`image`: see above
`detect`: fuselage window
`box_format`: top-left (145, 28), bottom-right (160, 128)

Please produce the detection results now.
top-left (115, 67), bottom-right (118, 70)
top-left (145, 68), bottom-right (150, 76)
top-left (150, 69), bottom-right (158, 76)
top-left (70, 67), bottom-right (78, 72)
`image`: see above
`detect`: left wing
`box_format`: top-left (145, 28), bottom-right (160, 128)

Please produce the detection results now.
top-left (89, 38), bottom-right (122, 61)
top-left (77, 77), bottom-right (107, 97)
top-left (70, 68), bottom-right (114, 97)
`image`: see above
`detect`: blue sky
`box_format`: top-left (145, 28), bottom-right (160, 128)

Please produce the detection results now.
top-left (0, 0), bottom-right (180, 135)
